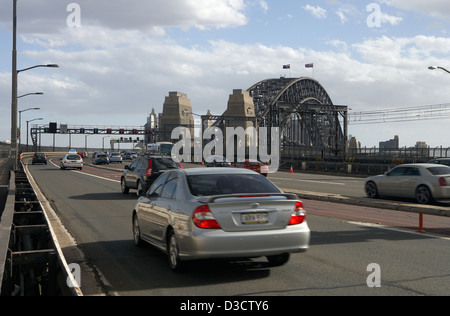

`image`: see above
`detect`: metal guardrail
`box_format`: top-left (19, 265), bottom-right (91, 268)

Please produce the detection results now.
top-left (0, 161), bottom-right (81, 296)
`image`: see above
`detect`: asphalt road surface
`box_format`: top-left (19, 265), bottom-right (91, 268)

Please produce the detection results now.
top-left (25, 159), bottom-right (450, 296)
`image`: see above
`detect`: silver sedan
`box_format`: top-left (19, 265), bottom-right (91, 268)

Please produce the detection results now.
top-left (132, 168), bottom-right (310, 271)
top-left (365, 163), bottom-right (450, 204)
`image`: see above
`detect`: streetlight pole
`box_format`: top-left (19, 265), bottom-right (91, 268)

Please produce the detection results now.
top-left (11, 0), bottom-right (18, 170)
top-left (19, 107), bottom-right (40, 148)
top-left (10, 0), bottom-right (59, 170)
top-left (428, 66), bottom-right (450, 74)
top-left (26, 118), bottom-right (43, 152)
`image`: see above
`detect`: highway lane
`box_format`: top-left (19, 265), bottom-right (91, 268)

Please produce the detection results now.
top-left (25, 160), bottom-right (450, 296)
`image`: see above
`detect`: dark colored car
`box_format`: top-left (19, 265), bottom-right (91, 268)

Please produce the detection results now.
top-left (428, 158), bottom-right (450, 167)
top-left (32, 153), bottom-right (47, 165)
top-left (121, 156), bottom-right (182, 195)
top-left (93, 154), bottom-right (110, 165)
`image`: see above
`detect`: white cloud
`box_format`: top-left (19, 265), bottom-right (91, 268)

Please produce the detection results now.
top-left (303, 5), bottom-right (327, 19)
top-left (0, 0), bottom-right (248, 34)
top-left (381, 12), bottom-right (403, 26)
top-left (385, 0), bottom-right (450, 20)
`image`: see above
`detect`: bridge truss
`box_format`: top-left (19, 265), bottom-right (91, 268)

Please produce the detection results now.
top-left (248, 77), bottom-right (348, 159)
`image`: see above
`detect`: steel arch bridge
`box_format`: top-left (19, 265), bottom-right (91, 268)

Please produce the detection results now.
top-left (248, 77), bottom-right (348, 158)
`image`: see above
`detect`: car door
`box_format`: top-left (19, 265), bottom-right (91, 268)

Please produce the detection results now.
top-left (149, 172), bottom-right (179, 242)
top-left (378, 166), bottom-right (408, 196)
top-left (125, 159), bottom-right (140, 188)
top-left (138, 173), bottom-right (169, 242)
top-left (400, 167), bottom-right (421, 198)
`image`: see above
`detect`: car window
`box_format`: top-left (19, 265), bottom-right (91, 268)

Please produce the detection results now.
top-left (187, 174), bottom-right (281, 196)
top-left (161, 173), bottom-right (178, 199)
top-left (130, 159), bottom-right (139, 169)
top-left (153, 158), bottom-right (178, 170)
top-left (388, 167), bottom-right (408, 176)
top-left (139, 158), bottom-right (150, 169)
top-left (67, 155), bottom-right (81, 160)
top-left (427, 166), bottom-right (450, 175)
top-left (405, 167), bottom-right (420, 176)
top-left (148, 173), bottom-right (169, 197)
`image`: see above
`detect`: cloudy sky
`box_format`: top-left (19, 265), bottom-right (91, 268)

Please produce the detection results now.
top-left (1, 0), bottom-right (450, 149)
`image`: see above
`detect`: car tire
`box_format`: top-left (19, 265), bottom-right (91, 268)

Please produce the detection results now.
top-left (121, 178), bottom-right (129, 194)
top-left (416, 186), bottom-right (433, 205)
top-left (168, 230), bottom-right (184, 272)
top-left (365, 181), bottom-right (379, 198)
top-left (136, 180), bottom-right (145, 196)
top-left (267, 253), bottom-right (290, 266)
top-left (132, 213), bottom-right (144, 247)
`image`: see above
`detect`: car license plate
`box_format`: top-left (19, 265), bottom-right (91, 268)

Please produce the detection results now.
top-left (241, 212), bottom-right (269, 225)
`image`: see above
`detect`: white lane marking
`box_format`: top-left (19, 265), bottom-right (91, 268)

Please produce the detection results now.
top-left (49, 159), bottom-right (120, 183)
top-left (347, 221), bottom-right (450, 241)
top-left (269, 177), bottom-right (346, 186)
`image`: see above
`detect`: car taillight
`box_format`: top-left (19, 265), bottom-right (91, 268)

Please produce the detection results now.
top-left (146, 159), bottom-right (152, 176)
top-left (288, 201), bottom-right (306, 225)
top-left (439, 177), bottom-right (448, 187)
top-left (192, 205), bottom-right (221, 229)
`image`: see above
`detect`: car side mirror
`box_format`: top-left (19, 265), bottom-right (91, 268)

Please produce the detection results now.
top-left (125, 165), bottom-right (130, 170)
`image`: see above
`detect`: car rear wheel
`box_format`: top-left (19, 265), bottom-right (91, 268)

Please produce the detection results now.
top-left (136, 180), bottom-right (144, 196)
top-left (168, 230), bottom-right (184, 272)
top-left (365, 181), bottom-right (379, 198)
top-left (267, 253), bottom-right (290, 266)
top-left (416, 186), bottom-right (433, 205)
top-left (121, 178), bottom-right (129, 194)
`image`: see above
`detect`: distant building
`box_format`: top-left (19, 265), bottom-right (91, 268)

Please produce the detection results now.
top-left (379, 135), bottom-right (399, 150)
top-left (415, 141), bottom-right (427, 149)
top-left (348, 136), bottom-right (360, 154)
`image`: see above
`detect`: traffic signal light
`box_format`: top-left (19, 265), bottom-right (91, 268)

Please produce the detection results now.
top-left (119, 129), bottom-right (124, 134)
top-left (94, 128), bottom-right (99, 134)
top-left (132, 129), bottom-right (137, 134)
top-left (107, 129), bottom-right (112, 134)
top-left (80, 128), bottom-right (85, 134)
top-left (49, 122), bottom-right (57, 133)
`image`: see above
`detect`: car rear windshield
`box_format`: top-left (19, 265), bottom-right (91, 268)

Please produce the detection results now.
top-left (152, 158), bottom-right (179, 170)
top-left (97, 154), bottom-right (107, 158)
top-left (35, 153), bottom-right (45, 157)
top-left (67, 155), bottom-right (81, 160)
top-left (427, 166), bottom-right (450, 175)
top-left (187, 174), bottom-right (281, 196)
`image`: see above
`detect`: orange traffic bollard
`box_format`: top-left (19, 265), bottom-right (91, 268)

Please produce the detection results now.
top-left (417, 211), bottom-right (425, 233)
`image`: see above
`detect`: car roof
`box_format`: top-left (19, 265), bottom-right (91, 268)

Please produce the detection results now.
top-left (180, 167), bottom-right (258, 176)
top-left (397, 163), bottom-right (450, 168)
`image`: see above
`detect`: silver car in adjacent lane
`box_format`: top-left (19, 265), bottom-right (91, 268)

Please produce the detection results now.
top-left (132, 168), bottom-right (310, 271)
top-left (365, 163), bottom-right (450, 204)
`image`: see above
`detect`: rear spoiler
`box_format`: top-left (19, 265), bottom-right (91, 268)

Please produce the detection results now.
top-left (199, 193), bottom-right (299, 204)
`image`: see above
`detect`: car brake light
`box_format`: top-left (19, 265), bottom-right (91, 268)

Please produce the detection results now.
top-left (439, 177), bottom-right (448, 187)
top-left (146, 159), bottom-right (152, 176)
top-left (192, 205), bottom-right (221, 229)
top-left (288, 201), bottom-right (306, 225)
